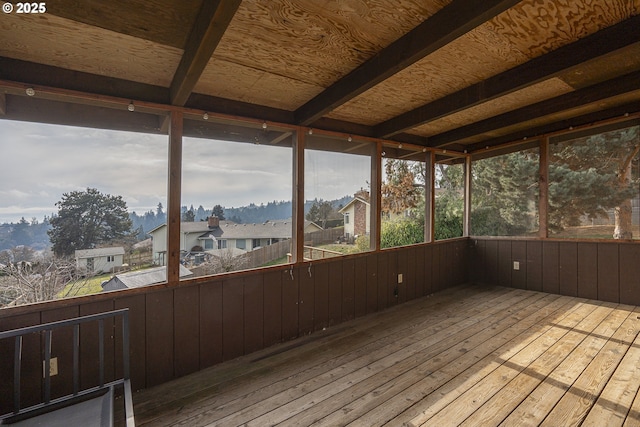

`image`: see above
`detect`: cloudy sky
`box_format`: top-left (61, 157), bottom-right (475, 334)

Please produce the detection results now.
top-left (0, 120), bottom-right (370, 224)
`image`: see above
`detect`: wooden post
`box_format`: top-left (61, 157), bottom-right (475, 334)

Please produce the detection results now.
top-left (167, 111), bottom-right (183, 283)
top-left (463, 155), bottom-right (472, 237)
top-left (371, 141), bottom-right (382, 251)
top-left (425, 151), bottom-right (435, 243)
top-left (292, 128), bottom-right (305, 263)
top-left (539, 136), bottom-right (549, 238)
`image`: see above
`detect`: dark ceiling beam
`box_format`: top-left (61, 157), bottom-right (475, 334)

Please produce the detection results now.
top-left (185, 93), bottom-right (295, 124)
top-left (428, 70), bottom-right (640, 148)
top-left (2, 95), bottom-right (164, 134)
top-left (374, 15), bottom-right (640, 138)
top-left (0, 57), bottom-right (170, 105)
top-left (468, 101), bottom-right (640, 155)
top-left (169, 0), bottom-right (242, 106)
top-left (294, 0), bottom-right (521, 126)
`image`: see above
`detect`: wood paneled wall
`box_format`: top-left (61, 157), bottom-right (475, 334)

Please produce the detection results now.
top-left (0, 239), bottom-right (467, 408)
top-left (470, 238), bottom-right (640, 305)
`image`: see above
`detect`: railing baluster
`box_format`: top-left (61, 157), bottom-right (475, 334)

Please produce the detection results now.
top-left (98, 319), bottom-right (104, 387)
top-left (73, 324), bottom-right (79, 395)
top-left (13, 336), bottom-right (22, 414)
top-left (43, 330), bottom-right (51, 404)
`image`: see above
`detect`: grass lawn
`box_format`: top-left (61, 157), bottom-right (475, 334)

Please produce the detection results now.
top-left (59, 273), bottom-right (112, 298)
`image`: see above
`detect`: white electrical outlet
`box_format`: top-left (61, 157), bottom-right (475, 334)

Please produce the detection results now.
top-left (513, 261), bottom-right (520, 271)
top-left (398, 273), bottom-right (403, 284)
top-left (43, 357), bottom-right (58, 377)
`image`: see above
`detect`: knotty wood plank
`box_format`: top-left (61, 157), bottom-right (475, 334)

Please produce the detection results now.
top-left (232, 290), bottom-right (545, 426)
top-left (460, 306), bottom-right (637, 426)
top-left (582, 321), bottom-right (640, 426)
top-left (302, 294), bottom-right (572, 427)
top-left (499, 302), bottom-right (627, 426)
top-left (389, 299), bottom-right (606, 427)
top-left (540, 306), bottom-right (640, 427)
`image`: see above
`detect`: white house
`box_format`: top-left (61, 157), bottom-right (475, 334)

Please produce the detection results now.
top-left (75, 247), bottom-right (125, 274)
top-left (148, 217), bottom-right (322, 266)
top-left (339, 192), bottom-right (371, 239)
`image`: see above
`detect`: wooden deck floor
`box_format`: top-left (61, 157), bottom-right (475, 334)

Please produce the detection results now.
top-left (130, 284), bottom-right (640, 426)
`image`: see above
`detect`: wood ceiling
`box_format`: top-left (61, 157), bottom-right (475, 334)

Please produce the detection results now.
top-left (0, 0), bottom-right (639, 153)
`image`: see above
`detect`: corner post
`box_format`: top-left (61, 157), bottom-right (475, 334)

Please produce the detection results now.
top-left (167, 111), bottom-right (183, 283)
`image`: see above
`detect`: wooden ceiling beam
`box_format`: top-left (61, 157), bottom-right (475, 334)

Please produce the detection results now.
top-left (169, 0), bottom-right (242, 106)
top-left (428, 70), bottom-right (640, 148)
top-left (375, 15), bottom-right (640, 138)
top-left (468, 101), bottom-right (640, 154)
top-left (294, 0), bottom-right (521, 126)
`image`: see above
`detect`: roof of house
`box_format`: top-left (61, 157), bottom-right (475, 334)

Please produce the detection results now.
top-left (75, 247), bottom-right (125, 259)
top-left (339, 197), bottom-right (371, 213)
top-left (101, 265), bottom-right (192, 291)
top-left (149, 220), bottom-right (322, 240)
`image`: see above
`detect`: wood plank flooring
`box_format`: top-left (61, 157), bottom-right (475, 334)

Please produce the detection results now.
top-left (129, 284), bottom-right (640, 426)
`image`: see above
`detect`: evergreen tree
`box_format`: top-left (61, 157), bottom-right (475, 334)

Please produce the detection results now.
top-left (48, 188), bottom-right (132, 256)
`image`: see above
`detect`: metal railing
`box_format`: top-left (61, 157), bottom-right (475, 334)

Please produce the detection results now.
top-left (0, 308), bottom-right (135, 426)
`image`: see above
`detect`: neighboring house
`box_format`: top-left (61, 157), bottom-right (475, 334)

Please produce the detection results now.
top-left (101, 265), bottom-right (192, 291)
top-left (75, 247), bottom-right (125, 274)
top-left (339, 192), bottom-right (371, 238)
top-left (148, 217), bottom-right (319, 266)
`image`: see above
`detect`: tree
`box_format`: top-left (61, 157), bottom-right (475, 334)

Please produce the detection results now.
top-left (382, 159), bottom-right (422, 215)
top-left (182, 208), bottom-right (195, 222)
top-left (471, 149), bottom-right (539, 236)
top-left (306, 199), bottom-right (336, 228)
top-left (0, 256), bottom-right (74, 305)
top-left (381, 217), bottom-right (424, 248)
top-left (548, 125), bottom-right (639, 238)
top-left (212, 204), bottom-right (225, 220)
top-left (434, 163), bottom-right (464, 240)
top-left (48, 188), bottom-right (133, 256)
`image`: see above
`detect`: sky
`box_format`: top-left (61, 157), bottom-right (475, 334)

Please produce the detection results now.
top-left (0, 120), bottom-right (371, 224)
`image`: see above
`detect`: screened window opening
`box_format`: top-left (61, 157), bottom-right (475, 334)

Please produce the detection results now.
top-left (305, 135), bottom-right (374, 258)
top-left (381, 155), bottom-right (427, 249)
top-left (434, 158), bottom-right (464, 240)
top-left (471, 148), bottom-right (540, 237)
top-left (548, 121), bottom-right (640, 240)
top-left (179, 118), bottom-right (294, 278)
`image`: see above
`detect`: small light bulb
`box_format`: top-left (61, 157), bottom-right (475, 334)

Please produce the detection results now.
top-left (398, 144), bottom-right (403, 149)
top-left (127, 102), bottom-right (135, 112)
top-left (308, 128), bottom-right (313, 135)
top-left (347, 136), bottom-right (352, 142)
top-left (25, 87), bottom-right (35, 96)
top-left (262, 121), bottom-right (267, 129)
top-left (422, 148), bottom-right (427, 153)
top-left (203, 112), bottom-right (209, 120)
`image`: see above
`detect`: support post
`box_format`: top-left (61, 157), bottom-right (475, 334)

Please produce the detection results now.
top-left (539, 136), bottom-right (549, 238)
top-left (425, 151), bottom-right (435, 243)
top-left (167, 111), bottom-right (183, 283)
top-left (371, 141), bottom-right (382, 251)
top-left (463, 155), bottom-right (472, 237)
top-left (292, 128), bottom-right (305, 263)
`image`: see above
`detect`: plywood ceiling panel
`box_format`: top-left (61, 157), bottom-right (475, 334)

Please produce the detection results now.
top-left (326, 0), bottom-right (637, 126)
top-left (0, 13), bottom-right (182, 87)
top-left (45, 0), bottom-right (203, 49)
top-left (194, 59), bottom-right (323, 110)
top-left (408, 78), bottom-right (574, 137)
top-left (457, 90), bottom-right (640, 146)
top-left (205, 0), bottom-right (450, 91)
